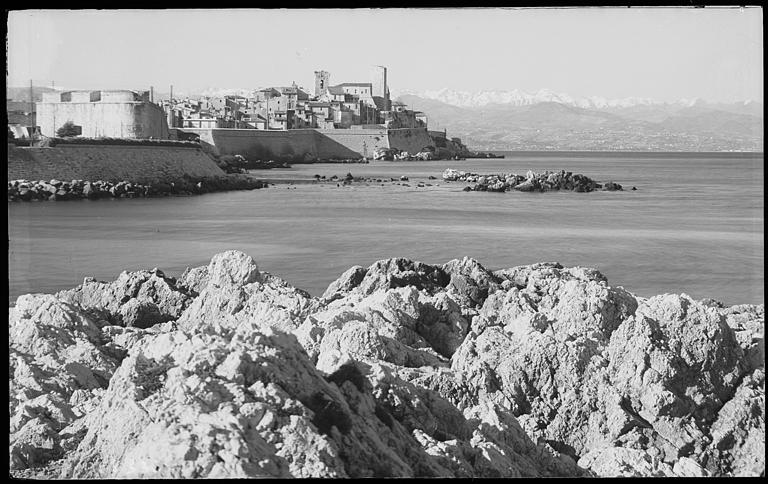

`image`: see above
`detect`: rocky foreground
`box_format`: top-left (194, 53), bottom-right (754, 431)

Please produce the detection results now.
top-left (8, 251), bottom-right (764, 478)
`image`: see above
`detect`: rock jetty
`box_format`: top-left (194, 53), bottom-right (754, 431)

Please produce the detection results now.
top-left (7, 176), bottom-right (268, 202)
top-left (9, 251), bottom-right (764, 478)
top-left (443, 168), bottom-right (623, 192)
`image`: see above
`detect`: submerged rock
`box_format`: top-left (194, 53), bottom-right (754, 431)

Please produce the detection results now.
top-left (8, 251), bottom-right (764, 478)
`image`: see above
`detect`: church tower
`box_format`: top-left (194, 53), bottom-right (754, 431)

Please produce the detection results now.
top-left (370, 65), bottom-right (390, 110)
top-left (314, 70), bottom-right (330, 98)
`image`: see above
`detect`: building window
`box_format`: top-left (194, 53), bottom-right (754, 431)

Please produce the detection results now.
top-left (60, 92), bottom-right (72, 102)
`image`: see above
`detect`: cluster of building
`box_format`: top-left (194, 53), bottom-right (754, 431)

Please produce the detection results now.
top-left (7, 66), bottom-right (430, 141)
top-left (164, 66), bottom-right (428, 131)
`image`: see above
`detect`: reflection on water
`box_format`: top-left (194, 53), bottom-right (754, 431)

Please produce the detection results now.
top-left (8, 153), bottom-right (764, 306)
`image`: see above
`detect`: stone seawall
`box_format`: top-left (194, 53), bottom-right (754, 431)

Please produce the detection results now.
top-left (387, 128), bottom-right (435, 155)
top-left (183, 127), bottom-right (438, 162)
top-left (7, 144), bottom-right (225, 184)
top-left (315, 129), bottom-right (391, 159)
top-left (193, 129), bottom-right (319, 162)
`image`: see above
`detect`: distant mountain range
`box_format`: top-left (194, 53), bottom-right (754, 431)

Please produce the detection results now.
top-left (395, 87), bottom-right (762, 112)
top-left (394, 90), bottom-right (763, 152)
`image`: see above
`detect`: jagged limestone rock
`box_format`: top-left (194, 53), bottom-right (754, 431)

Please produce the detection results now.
top-left (8, 251), bottom-right (764, 478)
top-left (56, 269), bottom-right (193, 328)
top-left (8, 294), bottom-right (123, 471)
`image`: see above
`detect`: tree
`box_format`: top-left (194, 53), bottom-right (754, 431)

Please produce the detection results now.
top-left (56, 121), bottom-right (81, 137)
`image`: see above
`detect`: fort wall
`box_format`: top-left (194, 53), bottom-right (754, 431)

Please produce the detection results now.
top-left (182, 127), bottom-right (437, 162)
top-left (37, 101), bottom-right (169, 139)
top-left (193, 129), bottom-right (319, 161)
top-left (316, 129), bottom-right (391, 159)
top-left (388, 128), bottom-right (436, 155)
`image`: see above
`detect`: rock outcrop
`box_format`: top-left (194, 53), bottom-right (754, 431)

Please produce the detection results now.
top-left (443, 168), bottom-right (623, 192)
top-left (8, 251), bottom-right (764, 478)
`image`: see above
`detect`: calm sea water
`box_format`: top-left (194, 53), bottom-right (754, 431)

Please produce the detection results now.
top-left (8, 152), bottom-right (764, 306)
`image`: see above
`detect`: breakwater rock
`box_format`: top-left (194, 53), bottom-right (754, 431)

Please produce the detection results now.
top-left (9, 251), bottom-right (764, 478)
top-left (443, 168), bottom-right (624, 193)
top-left (8, 175), bottom-right (268, 202)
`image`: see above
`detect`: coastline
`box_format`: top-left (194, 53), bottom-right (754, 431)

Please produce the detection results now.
top-left (8, 146), bottom-right (761, 202)
top-left (8, 251), bottom-right (764, 478)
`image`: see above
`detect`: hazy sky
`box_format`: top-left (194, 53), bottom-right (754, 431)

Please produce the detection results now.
top-left (7, 7), bottom-right (764, 102)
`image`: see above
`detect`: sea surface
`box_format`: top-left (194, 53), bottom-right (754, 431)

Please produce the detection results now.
top-left (8, 152), bottom-right (764, 306)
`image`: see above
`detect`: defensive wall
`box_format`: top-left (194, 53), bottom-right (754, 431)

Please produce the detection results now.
top-left (7, 144), bottom-right (225, 184)
top-left (191, 129), bottom-right (320, 162)
top-left (37, 90), bottom-right (169, 139)
top-left (388, 128), bottom-right (436, 156)
top-left (182, 127), bottom-right (436, 162)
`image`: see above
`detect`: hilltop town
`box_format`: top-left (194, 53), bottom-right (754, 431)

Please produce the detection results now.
top-left (165, 67), bottom-right (425, 132)
top-left (8, 66), bottom-right (476, 163)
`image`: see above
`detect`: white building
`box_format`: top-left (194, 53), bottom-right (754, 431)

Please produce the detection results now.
top-left (37, 90), bottom-right (169, 139)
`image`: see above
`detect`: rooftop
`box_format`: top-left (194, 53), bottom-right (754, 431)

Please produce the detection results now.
top-left (335, 83), bottom-right (373, 88)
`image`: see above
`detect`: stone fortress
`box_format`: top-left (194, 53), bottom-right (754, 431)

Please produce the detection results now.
top-left (162, 65), bottom-right (470, 162)
top-left (36, 89), bottom-right (169, 139)
top-left (10, 65), bottom-right (470, 163)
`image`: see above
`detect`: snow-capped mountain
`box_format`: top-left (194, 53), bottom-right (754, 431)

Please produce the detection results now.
top-left (391, 87), bottom-right (723, 110)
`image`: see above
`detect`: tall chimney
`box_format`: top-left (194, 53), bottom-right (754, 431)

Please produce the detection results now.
top-left (29, 79), bottom-right (34, 114)
top-left (150, 86), bottom-right (154, 103)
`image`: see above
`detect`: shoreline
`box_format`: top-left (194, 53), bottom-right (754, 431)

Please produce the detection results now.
top-left (8, 148), bottom-right (761, 203)
top-left (8, 251), bottom-right (765, 478)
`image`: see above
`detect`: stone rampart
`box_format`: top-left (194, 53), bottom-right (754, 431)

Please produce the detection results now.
top-left (315, 129), bottom-right (391, 159)
top-left (182, 127), bottom-right (438, 162)
top-left (36, 101), bottom-right (169, 139)
top-left (7, 144), bottom-right (225, 184)
top-left (192, 129), bottom-right (319, 161)
top-left (389, 128), bottom-right (436, 155)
